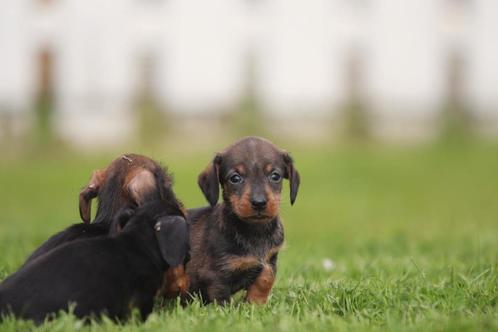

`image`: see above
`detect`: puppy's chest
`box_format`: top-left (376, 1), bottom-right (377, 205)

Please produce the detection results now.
top-left (217, 241), bottom-right (282, 274)
top-left (218, 222), bottom-right (284, 273)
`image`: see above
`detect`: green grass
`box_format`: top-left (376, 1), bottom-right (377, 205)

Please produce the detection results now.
top-left (0, 142), bottom-right (497, 331)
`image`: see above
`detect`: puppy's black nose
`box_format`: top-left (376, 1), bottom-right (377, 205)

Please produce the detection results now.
top-left (251, 198), bottom-right (267, 210)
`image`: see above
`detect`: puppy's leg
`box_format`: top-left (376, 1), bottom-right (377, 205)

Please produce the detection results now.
top-left (206, 281), bottom-right (231, 305)
top-left (138, 298), bottom-right (154, 321)
top-left (131, 292), bottom-right (155, 321)
top-left (159, 266), bottom-right (190, 299)
top-left (130, 297), bottom-right (153, 321)
top-left (245, 264), bottom-right (275, 304)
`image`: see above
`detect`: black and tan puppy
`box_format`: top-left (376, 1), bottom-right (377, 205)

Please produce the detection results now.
top-left (186, 136), bottom-right (300, 304)
top-left (25, 154), bottom-right (172, 263)
top-left (23, 154), bottom-right (189, 298)
top-left (0, 199), bottom-right (188, 323)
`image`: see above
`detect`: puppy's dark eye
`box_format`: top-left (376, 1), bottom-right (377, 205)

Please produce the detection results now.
top-left (269, 171), bottom-right (282, 183)
top-left (228, 173), bottom-right (243, 184)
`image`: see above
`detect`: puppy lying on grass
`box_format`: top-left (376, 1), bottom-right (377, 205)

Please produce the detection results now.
top-left (25, 154), bottom-right (174, 263)
top-left (0, 199), bottom-right (188, 323)
top-left (22, 154), bottom-right (189, 298)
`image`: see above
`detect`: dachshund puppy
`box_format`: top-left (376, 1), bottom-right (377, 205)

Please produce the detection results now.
top-left (23, 154), bottom-right (189, 298)
top-left (186, 136), bottom-right (300, 304)
top-left (0, 199), bottom-right (188, 324)
top-left (25, 154), bottom-right (173, 263)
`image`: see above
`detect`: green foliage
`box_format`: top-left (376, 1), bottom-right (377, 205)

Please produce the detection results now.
top-left (0, 143), bottom-right (497, 331)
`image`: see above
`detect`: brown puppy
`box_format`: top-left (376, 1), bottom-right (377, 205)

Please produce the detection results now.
top-left (186, 136), bottom-right (300, 304)
top-left (78, 154), bottom-right (185, 230)
top-left (25, 154), bottom-right (189, 297)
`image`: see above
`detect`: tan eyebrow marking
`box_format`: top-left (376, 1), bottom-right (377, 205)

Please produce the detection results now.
top-left (265, 164), bottom-right (274, 173)
top-left (234, 164), bottom-right (246, 175)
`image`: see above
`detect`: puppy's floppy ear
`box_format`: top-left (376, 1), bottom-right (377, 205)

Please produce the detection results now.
top-left (198, 154), bottom-right (222, 207)
top-left (154, 216), bottom-right (189, 267)
top-left (127, 169), bottom-right (157, 206)
top-left (283, 151), bottom-right (300, 205)
top-left (79, 169), bottom-right (106, 223)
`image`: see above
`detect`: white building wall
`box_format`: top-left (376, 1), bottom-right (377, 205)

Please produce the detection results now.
top-left (1, 0), bottom-right (498, 144)
top-left (257, 0), bottom-right (336, 116)
top-left (54, 0), bottom-right (136, 146)
top-left (0, 0), bottom-right (34, 139)
top-left (164, 0), bottom-right (246, 113)
top-left (364, 0), bottom-right (446, 139)
top-left (0, 0), bottom-right (32, 112)
top-left (468, 0), bottom-right (498, 120)
top-left (366, 1), bottom-right (444, 114)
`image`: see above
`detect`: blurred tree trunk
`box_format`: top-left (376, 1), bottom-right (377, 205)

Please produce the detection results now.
top-left (440, 52), bottom-right (473, 143)
top-left (34, 49), bottom-right (55, 145)
top-left (340, 49), bottom-right (370, 142)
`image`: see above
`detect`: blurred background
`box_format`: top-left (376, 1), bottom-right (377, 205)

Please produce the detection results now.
top-left (1, 3), bottom-right (498, 330)
top-left (1, 0), bottom-right (498, 151)
top-left (1, 0), bottom-right (498, 288)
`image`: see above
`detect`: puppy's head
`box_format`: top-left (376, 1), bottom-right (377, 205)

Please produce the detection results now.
top-left (116, 199), bottom-right (188, 269)
top-left (79, 154), bottom-right (182, 233)
top-left (198, 136), bottom-right (300, 223)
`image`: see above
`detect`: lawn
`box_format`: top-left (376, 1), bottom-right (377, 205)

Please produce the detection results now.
top-left (0, 142), bottom-right (497, 331)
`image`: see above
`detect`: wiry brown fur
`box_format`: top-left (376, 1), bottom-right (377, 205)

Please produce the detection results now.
top-left (185, 136), bottom-right (300, 304)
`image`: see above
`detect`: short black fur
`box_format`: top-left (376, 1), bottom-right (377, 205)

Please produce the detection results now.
top-left (23, 155), bottom-right (177, 264)
top-left (0, 200), bottom-right (188, 324)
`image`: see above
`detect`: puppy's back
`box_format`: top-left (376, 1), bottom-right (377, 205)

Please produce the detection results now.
top-left (24, 223), bottom-right (110, 264)
top-left (0, 237), bottom-right (131, 322)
